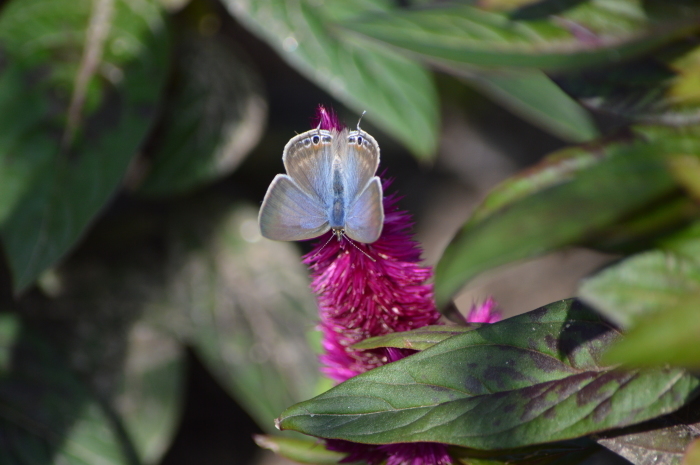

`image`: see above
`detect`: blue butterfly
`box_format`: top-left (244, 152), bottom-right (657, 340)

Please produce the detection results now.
top-left (258, 127), bottom-right (384, 243)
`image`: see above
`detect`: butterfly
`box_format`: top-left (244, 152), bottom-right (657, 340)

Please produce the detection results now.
top-left (258, 125), bottom-right (384, 243)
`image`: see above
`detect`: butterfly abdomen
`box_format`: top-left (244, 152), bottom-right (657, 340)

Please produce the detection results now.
top-left (329, 166), bottom-right (346, 229)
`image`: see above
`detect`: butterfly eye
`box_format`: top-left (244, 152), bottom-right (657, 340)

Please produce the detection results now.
top-left (357, 136), bottom-right (363, 145)
top-left (312, 135), bottom-right (320, 145)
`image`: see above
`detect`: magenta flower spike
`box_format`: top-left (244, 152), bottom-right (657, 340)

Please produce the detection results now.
top-left (301, 105), bottom-right (501, 465)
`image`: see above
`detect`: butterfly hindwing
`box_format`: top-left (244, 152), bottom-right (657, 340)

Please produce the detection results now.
top-left (258, 174), bottom-right (330, 241)
top-left (345, 177), bottom-right (384, 243)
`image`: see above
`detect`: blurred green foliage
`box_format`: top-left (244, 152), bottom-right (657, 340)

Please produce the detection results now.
top-left (1, 0), bottom-right (700, 464)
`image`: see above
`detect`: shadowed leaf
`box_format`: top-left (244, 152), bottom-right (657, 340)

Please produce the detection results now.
top-left (0, 313), bottom-right (134, 464)
top-left (154, 203), bottom-right (322, 430)
top-left (138, 32), bottom-right (266, 196)
top-left (557, 41), bottom-right (700, 126)
top-left (0, 0), bottom-right (170, 293)
top-left (462, 70), bottom-right (598, 143)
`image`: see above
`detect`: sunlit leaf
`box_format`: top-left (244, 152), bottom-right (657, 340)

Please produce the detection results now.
top-left (254, 435), bottom-right (347, 464)
top-left (340, 2), bottom-right (700, 72)
top-left (278, 300), bottom-right (700, 449)
top-left (0, 0), bottom-right (170, 293)
top-left (352, 325), bottom-right (479, 351)
top-left (579, 239), bottom-right (700, 367)
top-left (119, 324), bottom-right (185, 464)
top-left (222, 0), bottom-right (439, 159)
top-left (685, 438), bottom-right (700, 465)
top-left (434, 128), bottom-right (700, 308)
top-left (579, 242), bottom-right (700, 328)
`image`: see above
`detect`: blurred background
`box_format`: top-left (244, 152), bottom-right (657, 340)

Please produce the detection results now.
top-left (3, 0), bottom-right (698, 463)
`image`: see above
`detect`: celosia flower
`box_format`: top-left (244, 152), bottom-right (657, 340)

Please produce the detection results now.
top-left (302, 106), bottom-right (501, 465)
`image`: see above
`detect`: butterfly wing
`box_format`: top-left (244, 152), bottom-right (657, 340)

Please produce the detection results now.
top-left (345, 177), bottom-right (384, 243)
top-left (258, 174), bottom-right (330, 241)
top-left (283, 129), bottom-right (335, 203)
top-left (342, 129), bottom-right (380, 202)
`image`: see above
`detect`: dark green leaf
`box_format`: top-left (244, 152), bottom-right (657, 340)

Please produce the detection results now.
top-left (352, 325), bottom-right (480, 351)
top-left (450, 439), bottom-right (599, 465)
top-left (160, 203), bottom-right (322, 430)
top-left (434, 130), bottom-right (700, 308)
top-left (278, 299), bottom-right (700, 449)
top-left (340, 2), bottom-right (700, 72)
top-left (463, 70), bottom-right (598, 143)
top-left (0, 313), bottom-right (134, 464)
top-left (254, 435), bottom-right (348, 464)
top-left (138, 32), bottom-right (266, 196)
top-left (222, 0), bottom-right (439, 159)
top-left (557, 41), bottom-right (700, 126)
top-left (0, 0), bottom-right (170, 293)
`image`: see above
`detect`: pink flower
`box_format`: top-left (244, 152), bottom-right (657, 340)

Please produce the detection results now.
top-left (301, 105), bottom-right (501, 465)
top-left (465, 297), bottom-right (501, 323)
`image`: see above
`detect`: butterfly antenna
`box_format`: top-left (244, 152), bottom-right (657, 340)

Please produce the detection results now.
top-left (357, 111), bottom-right (367, 131)
top-left (342, 233), bottom-right (376, 262)
top-left (309, 233), bottom-right (335, 260)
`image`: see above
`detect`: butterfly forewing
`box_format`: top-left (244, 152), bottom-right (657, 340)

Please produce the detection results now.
top-left (258, 174), bottom-right (330, 241)
top-left (345, 177), bottom-right (384, 243)
top-left (282, 129), bottom-right (335, 204)
top-left (342, 129), bottom-right (380, 203)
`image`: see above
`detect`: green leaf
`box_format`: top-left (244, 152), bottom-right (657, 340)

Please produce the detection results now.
top-left (557, 41), bottom-right (700, 126)
top-left (463, 70), bottom-right (599, 143)
top-left (138, 32), bottom-right (266, 197)
top-left (0, 313), bottom-right (134, 464)
top-left (158, 203), bottom-right (322, 431)
top-left (254, 435), bottom-right (348, 464)
top-left (579, 240), bottom-right (700, 367)
top-left (596, 415), bottom-right (700, 465)
top-left (352, 325), bottom-right (480, 351)
top-left (119, 324), bottom-right (185, 464)
top-left (434, 131), bottom-right (696, 308)
top-left (579, 243), bottom-right (700, 328)
top-left (278, 299), bottom-right (700, 450)
top-left (340, 2), bottom-right (700, 72)
top-left (16, 259), bottom-right (185, 465)
top-left (601, 305), bottom-right (700, 372)
top-left (685, 438), bottom-right (700, 465)
top-left (449, 440), bottom-right (599, 465)
top-left (222, 0), bottom-right (439, 160)
top-left (0, 0), bottom-right (170, 293)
